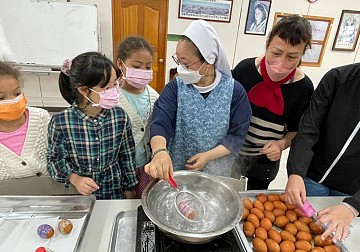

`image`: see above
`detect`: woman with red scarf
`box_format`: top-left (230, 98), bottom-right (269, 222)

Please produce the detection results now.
top-left (232, 15), bottom-right (314, 190)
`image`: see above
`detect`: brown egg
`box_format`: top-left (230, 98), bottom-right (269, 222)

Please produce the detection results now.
top-left (268, 229), bottom-right (282, 244)
top-left (279, 193), bottom-right (286, 203)
top-left (257, 193), bottom-right (268, 203)
top-left (286, 210), bottom-right (298, 223)
top-left (299, 216), bottom-right (312, 225)
top-left (243, 221), bottom-right (255, 237)
top-left (285, 203), bottom-right (296, 210)
top-left (275, 215), bottom-right (290, 228)
top-left (241, 208), bottom-right (249, 221)
top-left (256, 227), bottom-right (268, 240)
top-left (284, 223), bottom-right (298, 236)
top-left (260, 217), bottom-right (273, 231)
top-left (294, 208), bottom-right (304, 217)
top-left (295, 240), bottom-right (312, 251)
top-left (309, 222), bottom-right (323, 235)
top-left (243, 197), bottom-right (253, 210)
top-left (280, 230), bottom-right (296, 243)
top-left (267, 194), bottom-right (280, 202)
top-left (253, 237), bottom-right (268, 252)
top-left (266, 238), bottom-right (281, 252)
top-left (312, 247), bottom-right (326, 252)
top-left (264, 201), bottom-right (275, 211)
top-left (254, 200), bottom-right (265, 211)
top-left (294, 220), bottom-right (310, 233)
top-left (251, 207), bottom-right (265, 220)
top-left (273, 208), bottom-right (286, 217)
top-left (247, 213), bottom-right (260, 228)
top-left (280, 240), bottom-right (295, 252)
top-left (264, 210), bottom-right (276, 223)
top-left (294, 250), bottom-right (308, 252)
top-left (274, 201), bottom-right (288, 211)
top-left (314, 235), bottom-right (332, 247)
top-left (323, 245), bottom-right (340, 252)
top-left (296, 231), bottom-right (312, 243)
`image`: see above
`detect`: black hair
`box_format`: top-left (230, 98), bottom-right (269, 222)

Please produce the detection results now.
top-left (178, 35), bottom-right (206, 62)
top-left (0, 61), bottom-right (21, 83)
top-left (266, 15), bottom-right (312, 53)
top-left (59, 52), bottom-right (118, 105)
top-left (117, 36), bottom-right (153, 61)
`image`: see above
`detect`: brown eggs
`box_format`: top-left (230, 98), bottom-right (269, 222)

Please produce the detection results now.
top-left (241, 193), bottom-right (340, 252)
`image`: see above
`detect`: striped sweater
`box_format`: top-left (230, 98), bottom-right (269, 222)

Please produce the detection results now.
top-left (232, 57), bottom-right (314, 156)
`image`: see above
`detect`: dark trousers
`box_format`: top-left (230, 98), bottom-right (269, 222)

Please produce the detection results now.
top-left (232, 154), bottom-right (280, 190)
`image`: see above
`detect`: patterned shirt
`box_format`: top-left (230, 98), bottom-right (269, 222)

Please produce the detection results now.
top-left (47, 106), bottom-right (137, 199)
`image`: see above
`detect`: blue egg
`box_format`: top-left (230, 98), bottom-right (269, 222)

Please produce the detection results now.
top-left (37, 224), bottom-right (54, 239)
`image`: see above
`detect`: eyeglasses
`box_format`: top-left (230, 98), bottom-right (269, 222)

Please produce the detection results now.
top-left (172, 53), bottom-right (201, 70)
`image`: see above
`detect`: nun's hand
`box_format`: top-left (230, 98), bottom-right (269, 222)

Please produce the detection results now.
top-left (185, 153), bottom-right (210, 171)
top-left (144, 151), bottom-right (173, 181)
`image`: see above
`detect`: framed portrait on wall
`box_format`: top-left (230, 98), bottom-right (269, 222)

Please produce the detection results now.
top-left (178, 0), bottom-right (233, 23)
top-left (274, 13), bottom-right (333, 67)
top-left (332, 10), bottom-right (360, 51)
top-left (244, 0), bottom-right (272, 35)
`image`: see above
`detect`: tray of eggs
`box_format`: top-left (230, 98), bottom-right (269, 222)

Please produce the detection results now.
top-left (237, 190), bottom-right (348, 252)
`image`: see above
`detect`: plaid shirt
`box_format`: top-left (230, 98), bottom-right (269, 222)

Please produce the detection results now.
top-left (47, 106), bottom-right (137, 199)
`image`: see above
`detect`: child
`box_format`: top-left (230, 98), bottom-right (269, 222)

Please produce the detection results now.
top-left (47, 52), bottom-right (137, 200)
top-left (116, 36), bottom-right (159, 198)
top-left (0, 61), bottom-right (50, 180)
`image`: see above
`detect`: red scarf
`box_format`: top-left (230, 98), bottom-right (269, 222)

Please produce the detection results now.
top-left (247, 57), bottom-right (296, 116)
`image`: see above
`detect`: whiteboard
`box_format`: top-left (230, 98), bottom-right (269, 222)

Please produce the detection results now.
top-left (0, 0), bottom-right (98, 66)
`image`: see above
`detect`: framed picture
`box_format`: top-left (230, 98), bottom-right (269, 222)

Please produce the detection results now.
top-left (332, 10), bottom-right (360, 51)
top-left (244, 0), bottom-right (272, 35)
top-left (178, 0), bottom-right (233, 23)
top-left (274, 13), bottom-right (333, 67)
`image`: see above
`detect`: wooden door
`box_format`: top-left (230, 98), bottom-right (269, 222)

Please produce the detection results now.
top-left (112, 0), bottom-right (168, 94)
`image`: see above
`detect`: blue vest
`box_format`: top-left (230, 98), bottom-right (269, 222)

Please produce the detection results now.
top-left (169, 75), bottom-right (235, 177)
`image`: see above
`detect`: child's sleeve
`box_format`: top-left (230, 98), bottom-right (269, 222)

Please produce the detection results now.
top-left (119, 116), bottom-right (138, 191)
top-left (47, 117), bottom-right (73, 186)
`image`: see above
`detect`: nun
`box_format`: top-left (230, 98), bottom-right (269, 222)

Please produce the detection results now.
top-left (145, 19), bottom-right (252, 180)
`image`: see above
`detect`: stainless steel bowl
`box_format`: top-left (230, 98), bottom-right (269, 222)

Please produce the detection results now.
top-left (141, 170), bottom-right (243, 244)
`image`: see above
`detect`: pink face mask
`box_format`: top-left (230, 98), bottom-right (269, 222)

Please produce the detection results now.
top-left (121, 62), bottom-right (153, 89)
top-left (265, 58), bottom-right (296, 82)
top-left (86, 85), bottom-right (120, 109)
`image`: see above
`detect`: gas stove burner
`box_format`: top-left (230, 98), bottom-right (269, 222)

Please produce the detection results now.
top-left (135, 206), bottom-right (244, 252)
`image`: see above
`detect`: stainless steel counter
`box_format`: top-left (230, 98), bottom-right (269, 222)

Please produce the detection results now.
top-left (80, 196), bottom-right (359, 252)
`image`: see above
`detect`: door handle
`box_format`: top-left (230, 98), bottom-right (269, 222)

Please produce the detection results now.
top-left (159, 58), bottom-right (164, 63)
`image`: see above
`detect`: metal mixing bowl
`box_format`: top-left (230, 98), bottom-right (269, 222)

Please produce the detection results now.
top-left (141, 170), bottom-right (243, 244)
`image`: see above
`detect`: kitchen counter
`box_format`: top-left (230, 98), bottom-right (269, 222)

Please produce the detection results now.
top-left (80, 196), bottom-right (359, 252)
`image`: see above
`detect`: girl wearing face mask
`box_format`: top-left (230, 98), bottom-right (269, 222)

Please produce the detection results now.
top-left (232, 15), bottom-right (314, 190)
top-left (0, 61), bottom-right (50, 181)
top-left (47, 52), bottom-right (137, 200)
top-left (145, 20), bottom-right (252, 181)
top-left (116, 36), bottom-right (159, 198)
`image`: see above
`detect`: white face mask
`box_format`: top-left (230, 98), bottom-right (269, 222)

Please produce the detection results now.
top-left (177, 62), bottom-right (205, 84)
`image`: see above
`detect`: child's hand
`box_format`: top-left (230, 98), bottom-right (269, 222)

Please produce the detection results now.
top-left (124, 190), bottom-right (136, 199)
top-left (69, 173), bottom-right (99, 195)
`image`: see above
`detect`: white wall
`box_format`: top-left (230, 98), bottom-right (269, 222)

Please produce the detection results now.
top-left (26, 0), bottom-right (360, 107)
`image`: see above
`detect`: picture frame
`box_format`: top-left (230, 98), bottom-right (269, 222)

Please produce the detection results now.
top-left (274, 13), bottom-right (333, 67)
top-left (178, 0), bottom-right (233, 23)
top-left (244, 0), bottom-right (272, 36)
top-left (332, 10), bottom-right (360, 51)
